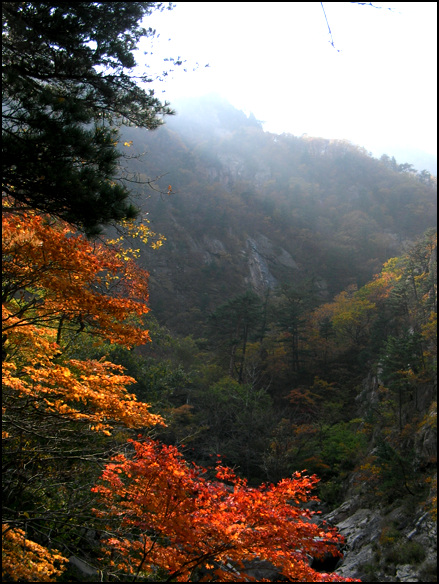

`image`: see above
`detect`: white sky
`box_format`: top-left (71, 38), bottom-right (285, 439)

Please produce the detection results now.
top-left (136, 2), bottom-right (437, 160)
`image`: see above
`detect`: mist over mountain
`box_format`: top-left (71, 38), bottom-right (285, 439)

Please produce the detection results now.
top-left (168, 94), bottom-right (438, 176)
top-left (369, 144), bottom-right (437, 177)
top-left (120, 95), bottom-right (437, 335)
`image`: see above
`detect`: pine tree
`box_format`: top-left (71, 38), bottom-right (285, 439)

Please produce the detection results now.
top-left (2, 2), bottom-right (174, 235)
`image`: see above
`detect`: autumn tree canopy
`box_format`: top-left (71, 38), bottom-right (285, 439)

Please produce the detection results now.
top-left (2, 1), bottom-right (174, 235)
top-left (2, 210), bottom-right (165, 433)
top-left (1, 204), bottom-right (170, 581)
top-left (92, 438), bottom-right (360, 582)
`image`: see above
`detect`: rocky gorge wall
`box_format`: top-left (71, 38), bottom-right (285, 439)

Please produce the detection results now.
top-left (323, 496), bottom-right (437, 582)
top-left (319, 371), bottom-right (437, 583)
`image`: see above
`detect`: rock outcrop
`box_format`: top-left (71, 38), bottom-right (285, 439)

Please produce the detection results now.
top-left (245, 235), bottom-right (298, 294)
top-left (323, 497), bottom-right (437, 582)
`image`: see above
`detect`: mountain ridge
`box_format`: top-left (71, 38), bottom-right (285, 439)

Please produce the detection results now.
top-left (119, 96), bottom-right (437, 335)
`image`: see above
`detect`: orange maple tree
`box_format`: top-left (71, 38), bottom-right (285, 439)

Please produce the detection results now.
top-left (92, 438), bottom-right (360, 582)
top-left (2, 210), bottom-right (165, 580)
top-left (2, 210), bottom-right (164, 432)
top-left (2, 210), bottom-right (154, 347)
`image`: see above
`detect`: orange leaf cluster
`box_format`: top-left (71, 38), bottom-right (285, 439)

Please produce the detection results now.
top-left (2, 525), bottom-right (68, 582)
top-left (3, 353), bottom-right (164, 432)
top-left (3, 211), bottom-right (151, 347)
top-left (2, 211), bottom-right (164, 432)
top-left (92, 438), bottom-right (360, 582)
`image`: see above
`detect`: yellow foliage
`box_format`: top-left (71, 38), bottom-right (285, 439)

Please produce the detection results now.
top-left (2, 211), bottom-right (165, 433)
top-left (2, 525), bottom-right (68, 582)
top-left (106, 217), bottom-right (166, 259)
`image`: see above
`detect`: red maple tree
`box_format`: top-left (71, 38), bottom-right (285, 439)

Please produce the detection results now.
top-left (92, 438), bottom-right (360, 582)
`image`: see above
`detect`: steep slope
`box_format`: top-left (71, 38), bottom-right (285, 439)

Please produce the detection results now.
top-left (110, 104), bottom-right (437, 581)
top-left (120, 95), bottom-right (437, 335)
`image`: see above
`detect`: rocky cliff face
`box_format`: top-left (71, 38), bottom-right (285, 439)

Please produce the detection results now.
top-left (321, 497), bottom-right (437, 582)
top-left (142, 226), bottom-right (304, 334)
top-left (320, 371), bottom-right (437, 583)
top-left (245, 235), bottom-right (299, 294)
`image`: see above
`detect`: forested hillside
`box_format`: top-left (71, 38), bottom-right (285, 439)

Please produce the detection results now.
top-left (119, 95), bottom-right (437, 336)
top-left (113, 98), bottom-right (438, 580)
top-left (2, 3), bottom-right (436, 582)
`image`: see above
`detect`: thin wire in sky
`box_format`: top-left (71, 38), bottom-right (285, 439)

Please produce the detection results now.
top-left (320, 2), bottom-right (340, 52)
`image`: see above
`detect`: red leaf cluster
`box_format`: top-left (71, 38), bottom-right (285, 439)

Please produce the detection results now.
top-left (92, 438), bottom-right (361, 582)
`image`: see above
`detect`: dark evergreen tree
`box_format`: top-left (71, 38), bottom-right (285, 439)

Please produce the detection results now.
top-left (209, 291), bottom-right (264, 382)
top-left (2, 1), bottom-right (174, 235)
top-left (272, 283), bottom-right (317, 373)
